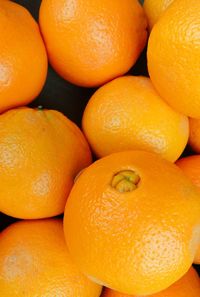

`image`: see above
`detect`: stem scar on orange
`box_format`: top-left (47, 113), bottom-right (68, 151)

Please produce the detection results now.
top-left (64, 150), bottom-right (200, 296)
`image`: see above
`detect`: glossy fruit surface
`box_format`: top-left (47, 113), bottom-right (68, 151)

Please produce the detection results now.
top-left (82, 76), bottom-right (189, 161)
top-left (144, 0), bottom-right (174, 29)
top-left (0, 219), bottom-right (102, 296)
top-left (0, 0), bottom-right (47, 113)
top-left (147, 0), bottom-right (200, 118)
top-left (64, 151), bottom-right (200, 295)
top-left (176, 155), bottom-right (200, 264)
top-left (102, 267), bottom-right (200, 297)
top-left (176, 156), bottom-right (200, 191)
top-left (39, 0), bottom-right (147, 87)
top-left (189, 118), bottom-right (200, 153)
top-left (0, 107), bottom-right (92, 219)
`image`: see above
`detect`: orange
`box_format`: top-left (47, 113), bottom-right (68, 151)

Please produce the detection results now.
top-left (189, 118), bottom-right (200, 153)
top-left (176, 155), bottom-right (200, 264)
top-left (39, 0), bottom-right (147, 87)
top-left (82, 76), bottom-right (189, 162)
top-left (143, 0), bottom-right (174, 29)
top-left (102, 267), bottom-right (200, 297)
top-left (64, 150), bottom-right (200, 295)
top-left (147, 0), bottom-right (200, 118)
top-left (0, 0), bottom-right (47, 113)
top-left (176, 155), bottom-right (200, 191)
top-left (0, 219), bottom-right (102, 296)
top-left (0, 107), bottom-right (92, 219)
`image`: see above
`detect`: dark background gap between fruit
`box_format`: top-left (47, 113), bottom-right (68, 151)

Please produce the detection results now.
top-left (0, 0), bottom-right (147, 232)
top-left (0, 0), bottom-right (199, 276)
top-left (16, 0), bottom-right (147, 129)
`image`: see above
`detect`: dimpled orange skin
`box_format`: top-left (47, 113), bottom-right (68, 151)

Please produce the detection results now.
top-left (0, 219), bottom-right (102, 297)
top-left (82, 76), bottom-right (189, 162)
top-left (147, 0), bottom-right (200, 118)
top-left (0, 0), bottom-right (47, 113)
top-left (102, 267), bottom-right (200, 297)
top-left (64, 151), bottom-right (200, 295)
top-left (39, 0), bottom-right (147, 87)
top-left (176, 156), bottom-right (200, 191)
top-left (189, 118), bottom-right (200, 153)
top-left (0, 107), bottom-right (92, 219)
top-left (176, 155), bottom-right (200, 264)
top-left (143, 0), bottom-right (174, 30)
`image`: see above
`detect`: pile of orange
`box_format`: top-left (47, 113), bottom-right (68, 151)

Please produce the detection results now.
top-left (0, 0), bottom-right (200, 296)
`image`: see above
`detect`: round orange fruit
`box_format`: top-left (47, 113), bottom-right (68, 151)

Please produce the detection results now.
top-left (0, 107), bottom-right (92, 219)
top-left (147, 0), bottom-right (200, 118)
top-left (82, 76), bottom-right (189, 162)
top-left (0, 0), bottom-right (47, 113)
top-left (64, 150), bottom-right (200, 295)
top-left (39, 0), bottom-right (147, 87)
top-left (176, 155), bottom-right (200, 191)
top-left (102, 267), bottom-right (200, 297)
top-left (143, 0), bottom-right (174, 29)
top-left (176, 155), bottom-right (200, 264)
top-left (189, 118), bottom-right (200, 153)
top-left (0, 219), bottom-right (102, 297)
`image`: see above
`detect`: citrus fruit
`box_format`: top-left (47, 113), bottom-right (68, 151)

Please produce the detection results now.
top-left (39, 0), bottom-right (147, 87)
top-left (0, 107), bottom-right (92, 219)
top-left (195, 244), bottom-right (200, 264)
top-left (0, 219), bottom-right (102, 297)
top-left (176, 155), bottom-right (200, 191)
top-left (176, 155), bottom-right (200, 264)
top-left (102, 267), bottom-right (200, 297)
top-left (64, 150), bottom-right (200, 295)
top-left (82, 76), bottom-right (189, 162)
top-left (147, 0), bottom-right (200, 118)
top-left (189, 118), bottom-right (200, 153)
top-left (143, 0), bottom-right (174, 29)
top-left (0, 0), bottom-right (47, 113)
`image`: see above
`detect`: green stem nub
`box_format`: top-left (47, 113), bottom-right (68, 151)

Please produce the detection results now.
top-left (38, 105), bottom-right (43, 111)
top-left (111, 170), bottom-right (140, 193)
